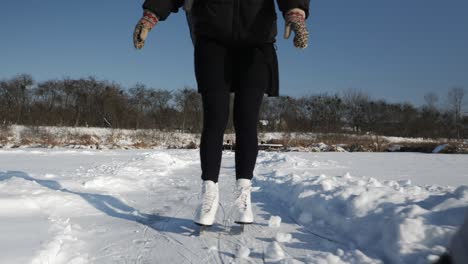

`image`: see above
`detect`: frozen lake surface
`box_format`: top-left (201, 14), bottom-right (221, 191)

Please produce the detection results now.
top-left (0, 149), bottom-right (467, 263)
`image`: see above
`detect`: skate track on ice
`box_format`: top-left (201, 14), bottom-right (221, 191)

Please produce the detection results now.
top-left (0, 149), bottom-right (467, 263)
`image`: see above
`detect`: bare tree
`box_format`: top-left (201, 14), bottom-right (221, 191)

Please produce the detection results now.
top-left (148, 89), bottom-right (174, 130)
top-left (447, 87), bottom-right (465, 139)
top-left (0, 74), bottom-right (34, 124)
top-left (2, 73), bottom-right (465, 139)
top-left (174, 88), bottom-right (202, 132)
top-left (129, 83), bottom-right (153, 129)
top-left (341, 88), bottom-right (371, 133)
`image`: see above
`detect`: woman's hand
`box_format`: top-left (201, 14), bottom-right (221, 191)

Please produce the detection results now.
top-left (133, 10), bottom-right (159, 49)
top-left (284, 8), bottom-right (309, 49)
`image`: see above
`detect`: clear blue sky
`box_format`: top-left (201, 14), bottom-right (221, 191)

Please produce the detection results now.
top-left (0, 0), bottom-right (467, 106)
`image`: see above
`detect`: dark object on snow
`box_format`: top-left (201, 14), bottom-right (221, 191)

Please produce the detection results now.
top-left (223, 143), bottom-right (284, 151)
top-left (347, 144), bottom-right (367, 152)
top-left (223, 141), bottom-right (234, 151)
top-left (398, 143), bottom-right (457, 154)
top-left (258, 143), bottom-right (284, 151)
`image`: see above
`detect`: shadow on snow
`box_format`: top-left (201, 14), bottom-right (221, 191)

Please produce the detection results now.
top-left (0, 170), bottom-right (197, 236)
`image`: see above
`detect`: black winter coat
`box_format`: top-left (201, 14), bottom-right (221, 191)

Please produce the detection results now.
top-left (143, 0), bottom-right (310, 45)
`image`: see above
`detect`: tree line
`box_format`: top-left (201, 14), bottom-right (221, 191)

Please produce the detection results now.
top-left (1, 74), bottom-right (467, 139)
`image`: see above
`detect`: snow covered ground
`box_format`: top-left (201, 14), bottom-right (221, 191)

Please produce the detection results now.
top-left (0, 149), bottom-right (467, 264)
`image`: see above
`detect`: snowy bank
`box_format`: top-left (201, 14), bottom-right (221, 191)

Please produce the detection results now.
top-left (255, 152), bottom-right (468, 263)
top-left (1, 125), bottom-right (467, 153)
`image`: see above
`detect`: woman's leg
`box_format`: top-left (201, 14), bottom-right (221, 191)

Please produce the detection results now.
top-left (200, 91), bottom-right (230, 183)
top-left (195, 38), bottom-right (232, 183)
top-left (233, 47), bottom-right (268, 180)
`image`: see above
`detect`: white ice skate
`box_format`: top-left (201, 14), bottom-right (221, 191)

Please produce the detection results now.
top-left (194, 180), bottom-right (219, 227)
top-left (234, 179), bottom-right (254, 225)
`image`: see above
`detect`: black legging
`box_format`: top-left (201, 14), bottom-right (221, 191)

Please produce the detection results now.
top-left (196, 38), bottom-right (269, 183)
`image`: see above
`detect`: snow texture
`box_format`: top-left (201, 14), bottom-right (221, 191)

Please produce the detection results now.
top-left (235, 245), bottom-right (251, 259)
top-left (265, 241), bottom-right (286, 261)
top-left (0, 149), bottom-right (467, 264)
top-left (275, 232), bottom-right (293, 243)
top-left (269, 215), bottom-right (282, 228)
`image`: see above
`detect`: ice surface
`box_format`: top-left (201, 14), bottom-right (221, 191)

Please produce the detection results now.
top-left (0, 149), bottom-right (466, 264)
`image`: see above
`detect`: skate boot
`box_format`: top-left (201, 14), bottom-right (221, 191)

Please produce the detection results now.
top-left (194, 180), bottom-right (219, 226)
top-left (234, 179), bottom-right (254, 225)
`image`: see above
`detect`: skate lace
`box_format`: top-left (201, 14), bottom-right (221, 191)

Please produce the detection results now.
top-left (201, 191), bottom-right (217, 213)
top-left (234, 186), bottom-right (251, 211)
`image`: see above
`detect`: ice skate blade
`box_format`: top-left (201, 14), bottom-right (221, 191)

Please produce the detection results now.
top-left (194, 222), bottom-right (213, 227)
top-left (234, 221), bottom-right (253, 225)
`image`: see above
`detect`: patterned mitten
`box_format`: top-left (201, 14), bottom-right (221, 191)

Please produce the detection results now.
top-left (284, 8), bottom-right (309, 49)
top-left (133, 10), bottom-right (159, 49)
